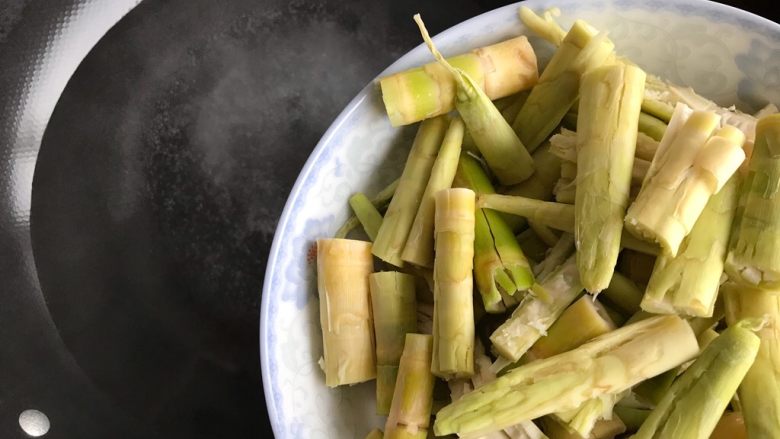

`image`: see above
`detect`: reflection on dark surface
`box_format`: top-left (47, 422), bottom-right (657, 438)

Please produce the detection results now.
top-left (29, 0), bottom-right (511, 436)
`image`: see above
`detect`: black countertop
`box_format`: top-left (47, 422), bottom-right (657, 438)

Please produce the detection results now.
top-left (1, 0), bottom-right (778, 437)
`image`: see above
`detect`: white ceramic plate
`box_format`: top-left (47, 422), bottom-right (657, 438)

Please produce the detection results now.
top-left (260, 1), bottom-right (780, 437)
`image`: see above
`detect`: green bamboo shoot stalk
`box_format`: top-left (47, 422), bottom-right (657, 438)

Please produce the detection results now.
top-left (477, 195), bottom-right (659, 255)
top-left (464, 344), bottom-right (551, 439)
top-left (642, 99), bottom-right (674, 123)
top-left (415, 15), bottom-right (536, 185)
top-left (517, 228), bottom-right (550, 264)
top-left (530, 221), bottom-right (561, 247)
top-left (503, 143), bottom-right (563, 202)
top-left (431, 188), bottom-right (476, 379)
top-left (555, 393), bottom-right (624, 438)
top-left (402, 118), bottom-right (465, 267)
top-left (490, 255), bottom-right (583, 362)
top-left (613, 406), bottom-right (649, 432)
top-left (726, 114), bottom-right (780, 290)
top-left (554, 180), bottom-right (576, 204)
top-left (336, 178), bottom-right (399, 239)
top-left (560, 160), bottom-right (577, 180)
top-left (633, 368), bottom-right (678, 407)
top-left (534, 233), bottom-right (576, 281)
top-left (385, 334), bottom-right (436, 439)
top-left (541, 416), bottom-right (626, 439)
top-left (494, 94), bottom-right (520, 111)
top-left (560, 111), bottom-right (665, 148)
top-left (637, 112), bottom-right (667, 142)
top-left (635, 132), bottom-right (660, 161)
top-left (511, 21), bottom-right (615, 153)
top-left (379, 35), bottom-right (538, 127)
top-left (365, 429), bottom-right (384, 439)
top-left (711, 412), bottom-right (748, 439)
top-left (455, 154), bottom-right (535, 313)
top-left (317, 239), bottom-right (376, 387)
top-left (502, 144), bottom-right (563, 229)
top-left (525, 295), bottom-right (620, 438)
top-left (462, 93), bottom-right (530, 157)
top-left (632, 304), bottom-right (725, 405)
top-left (616, 250), bottom-right (656, 286)
top-left (370, 272), bottom-right (419, 415)
top-left (601, 272), bottom-right (643, 316)
top-left (501, 91), bottom-right (530, 125)
top-left (373, 117), bottom-right (448, 266)
top-left (575, 63), bottom-right (646, 293)
top-left (434, 315), bottom-right (699, 437)
top-left (632, 322), bottom-right (759, 439)
top-left (641, 175), bottom-right (739, 317)
top-left (724, 285), bottom-right (780, 439)
top-left (697, 327), bottom-right (720, 349)
top-left (528, 296), bottom-right (615, 360)
top-left (480, 195), bottom-right (575, 234)
top-left (350, 193), bottom-right (384, 241)
top-left (625, 104), bottom-right (746, 256)
top-left (549, 129), bottom-right (651, 187)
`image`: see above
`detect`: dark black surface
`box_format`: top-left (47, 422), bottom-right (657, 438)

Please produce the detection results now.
top-left (0, 0), bottom-right (777, 437)
top-left (26, 0), bottom-right (515, 437)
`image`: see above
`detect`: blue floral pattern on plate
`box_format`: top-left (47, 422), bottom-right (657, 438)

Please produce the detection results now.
top-left (260, 1), bottom-right (780, 437)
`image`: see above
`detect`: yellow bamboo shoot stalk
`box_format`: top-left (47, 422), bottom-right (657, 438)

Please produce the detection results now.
top-left (365, 429), bottom-right (384, 439)
top-left (624, 103), bottom-right (746, 256)
top-left (432, 188), bottom-right (476, 379)
top-left (528, 296), bottom-right (615, 361)
top-left (373, 116), bottom-right (448, 266)
top-left (528, 297), bottom-right (620, 438)
top-left (379, 36), bottom-right (538, 127)
top-left (575, 63), bottom-right (646, 293)
top-left (640, 176), bottom-right (739, 317)
top-left (317, 238), bottom-right (376, 387)
top-left (370, 272), bottom-right (418, 415)
top-left (385, 334), bottom-right (436, 439)
top-left (724, 285), bottom-right (780, 439)
top-left (434, 315), bottom-right (699, 437)
top-left (402, 118), bottom-right (465, 267)
top-left (518, 6), bottom-right (567, 46)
